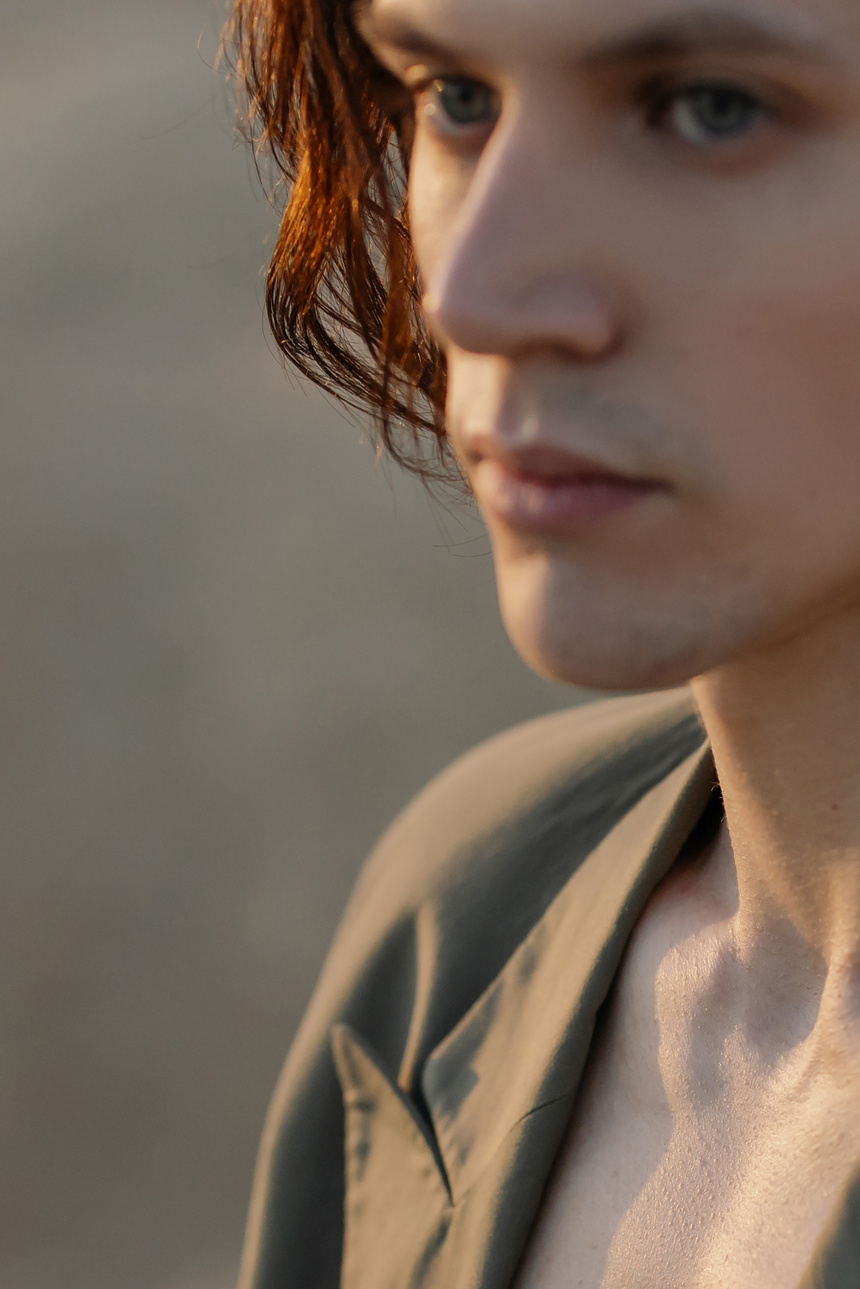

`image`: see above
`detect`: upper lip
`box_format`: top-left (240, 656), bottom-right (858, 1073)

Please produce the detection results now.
top-left (464, 434), bottom-right (651, 484)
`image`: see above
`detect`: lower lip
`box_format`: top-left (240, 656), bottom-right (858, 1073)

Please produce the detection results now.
top-left (474, 459), bottom-right (663, 530)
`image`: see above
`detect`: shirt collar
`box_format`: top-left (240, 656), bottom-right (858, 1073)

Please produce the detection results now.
top-left (420, 741), bottom-right (716, 1201)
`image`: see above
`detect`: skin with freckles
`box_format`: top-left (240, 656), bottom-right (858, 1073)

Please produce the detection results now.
top-left (356, 0), bottom-right (860, 1284)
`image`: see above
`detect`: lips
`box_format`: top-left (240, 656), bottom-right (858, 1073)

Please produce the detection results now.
top-left (464, 435), bottom-right (666, 530)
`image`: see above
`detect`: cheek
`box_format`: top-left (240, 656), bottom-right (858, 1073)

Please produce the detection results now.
top-left (630, 148), bottom-right (860, 536)
top-left (407, 136), bottom-right (474, 294)
top-left (681, 254), bottom-right (860, 568)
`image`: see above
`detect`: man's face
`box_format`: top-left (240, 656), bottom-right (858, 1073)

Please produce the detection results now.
top-left (359, 0), bottom-right (860, 689)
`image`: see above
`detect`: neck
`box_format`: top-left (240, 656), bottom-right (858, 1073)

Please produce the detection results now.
top-left (691, 606), bottom-right (860, 1025)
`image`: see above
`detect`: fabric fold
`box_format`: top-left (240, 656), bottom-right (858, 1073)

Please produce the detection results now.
top-left (420, 742), bottom-right (715, 1203)
top-left (332, 1024), bottom-right (454, 1289)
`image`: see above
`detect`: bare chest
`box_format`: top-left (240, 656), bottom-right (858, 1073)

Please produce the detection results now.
top-left (513, 923), bottom-right (860, 1289)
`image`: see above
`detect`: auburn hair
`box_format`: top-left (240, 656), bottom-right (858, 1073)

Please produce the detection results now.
top-left (225, 0), bottom-right (458, 486)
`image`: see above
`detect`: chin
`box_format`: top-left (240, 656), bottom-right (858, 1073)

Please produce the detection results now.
top-left (493, 554), bottom-right (738, 693)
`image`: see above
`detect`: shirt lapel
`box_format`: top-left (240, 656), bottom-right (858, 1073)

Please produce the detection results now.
top-left (332, 1024), bottom-right (454, 1289)
top-left (799, 1163), bottom-right (860, 1287)
top-left (420, 742), bottom-right (716, 1206)
top-left (333, 735), bottom-right (718, 1289)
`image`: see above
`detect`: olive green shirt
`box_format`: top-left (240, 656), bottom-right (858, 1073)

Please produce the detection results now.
top-left (237, 687), bottom-right (860, 1289)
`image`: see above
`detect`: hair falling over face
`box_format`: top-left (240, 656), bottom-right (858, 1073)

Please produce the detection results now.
top-left (223, 0), bottom-right (458, 488)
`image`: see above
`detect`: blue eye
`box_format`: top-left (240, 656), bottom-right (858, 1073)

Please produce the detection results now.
top-left (661, 82), bottom-right (769, 144)
top-left (428, 77), bottom-right (499, 129)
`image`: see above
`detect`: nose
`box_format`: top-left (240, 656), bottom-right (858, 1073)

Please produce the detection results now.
top-left (420, 117), bottom-right (625, 363)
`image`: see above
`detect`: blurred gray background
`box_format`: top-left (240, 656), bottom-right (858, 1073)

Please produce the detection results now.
top-left (0, 2), bottom-right (582, 1286)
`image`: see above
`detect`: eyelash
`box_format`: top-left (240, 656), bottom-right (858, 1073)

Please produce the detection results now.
top-left (412, 75), bottom-right (776, 149)
top-left (644, 77), bottom-right (774, 144)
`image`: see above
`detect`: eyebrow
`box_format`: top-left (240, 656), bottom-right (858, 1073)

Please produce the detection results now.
top-left (581, 9), bottom-right (838, 71)
top-left (355, 4), bottom-right (841, 71)
top-left (354, 2), bottom-right (452, 61)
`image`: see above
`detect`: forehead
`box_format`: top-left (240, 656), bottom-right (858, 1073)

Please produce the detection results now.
top-left (359, 0), bottom-right (856, 67)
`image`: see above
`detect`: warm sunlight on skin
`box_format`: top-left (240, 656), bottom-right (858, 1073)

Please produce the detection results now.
top-left (355, 2), bottom-right (860, 1287)
top-left (359, 0), bottom-right (860, 692)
